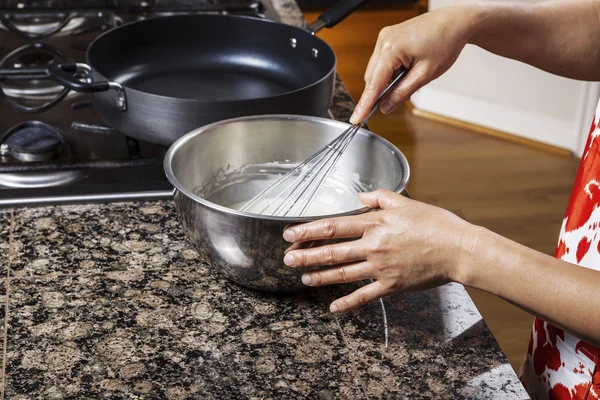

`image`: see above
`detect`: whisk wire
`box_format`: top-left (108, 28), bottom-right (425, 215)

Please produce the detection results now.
top-left (274, 127), bottom-right (357, 217)
top-left (255, 130), bottom-right (348, 216)
top-left (239, 67), bottom-right (408, 217)
top-left (292, 125), bottom-right (361, 217)
top-left (298, 128), bottom-right (359, 215)
top-left (239, 131), bottom-right (347, 214)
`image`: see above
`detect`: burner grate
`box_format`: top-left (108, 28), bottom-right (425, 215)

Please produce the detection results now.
top-left (0, 0), bottom-right (280, 206)
top-left (0, 0), bottom-right (267, 10)
top-left (0, 156), bottom-right (163, 173)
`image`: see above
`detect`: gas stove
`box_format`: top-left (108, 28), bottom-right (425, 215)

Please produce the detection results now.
top-left (0, 0), bottom-right (280, 207)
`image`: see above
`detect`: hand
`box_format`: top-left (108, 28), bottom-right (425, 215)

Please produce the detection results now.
top-left (349, 1), bottom-right (480, 124)
top-left (282, 190), bottom-right (477, 314)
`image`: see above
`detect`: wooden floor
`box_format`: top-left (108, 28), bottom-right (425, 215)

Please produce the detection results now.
top-left (303, 7), bottom-right (581, 372)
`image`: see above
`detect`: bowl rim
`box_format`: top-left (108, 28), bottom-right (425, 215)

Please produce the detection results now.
top-left (163, 114), bottom-right (411, 222)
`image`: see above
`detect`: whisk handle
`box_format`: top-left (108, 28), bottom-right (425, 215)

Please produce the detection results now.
top-left (362, 67), bottom-right (408, 125)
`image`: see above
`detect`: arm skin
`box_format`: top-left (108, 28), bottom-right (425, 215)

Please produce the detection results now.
top-left (281, 190), bottom-right (600, 348)
top-left (289, 1), bottom-right (600, 345)
top-left (469, 0), bottom-right (600, 81)
top-left (349, 0), bottom-right (600, 124)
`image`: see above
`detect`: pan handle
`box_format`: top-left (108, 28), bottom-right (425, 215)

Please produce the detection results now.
top-left (0, 63), bottom-right (127, 111)
top-left (46, 64), bottom-right (106, 93)
top-left (47, 64), bottom-right (127, 111)
top-left (306, 0), bottom-right (370, 34)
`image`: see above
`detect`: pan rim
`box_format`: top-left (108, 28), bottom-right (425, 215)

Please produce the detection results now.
top-left (163, 114), bottom-right (411, 223)
top-left (86, 14), bottom-right (338, 105)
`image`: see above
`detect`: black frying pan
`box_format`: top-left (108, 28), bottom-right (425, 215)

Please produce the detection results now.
top-left (0, 0), bottom-right (369, 146)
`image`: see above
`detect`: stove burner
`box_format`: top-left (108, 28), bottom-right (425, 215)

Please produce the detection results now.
top-left (0, 121), bottom-right (83, 189)
top-left (5, 124), bottom-right (62, 162)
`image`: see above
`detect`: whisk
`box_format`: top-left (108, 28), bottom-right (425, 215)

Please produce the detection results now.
top-left (240, 67), bottom-right (408, 217)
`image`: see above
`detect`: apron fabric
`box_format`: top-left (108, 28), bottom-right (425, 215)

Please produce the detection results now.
top-left (518, 99), bottom-right (600, 399)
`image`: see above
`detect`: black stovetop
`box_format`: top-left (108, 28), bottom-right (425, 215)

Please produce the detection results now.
top-left (0, 0), bottom-right (271, 9)
top-left (0, 0), bottom-right (280, 207)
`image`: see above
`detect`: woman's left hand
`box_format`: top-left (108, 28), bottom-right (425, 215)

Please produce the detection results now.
top-left (282, 189), bottom-right (478, 314)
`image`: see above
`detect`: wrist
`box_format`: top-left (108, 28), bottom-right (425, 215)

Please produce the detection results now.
top-left (450, 0), bottom-right (491, 45)
top-left (453, 223), bottom-right (527, 299)
top-left (450, 223), bottom-right (489, 287)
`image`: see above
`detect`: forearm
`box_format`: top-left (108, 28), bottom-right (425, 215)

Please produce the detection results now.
top-left (464, 0), bottom-right (600, 81)
top-left (460, 225), bottom-right (600, 347)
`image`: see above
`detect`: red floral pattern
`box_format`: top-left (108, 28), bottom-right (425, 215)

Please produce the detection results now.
top-left (564, 119), bottom-right (600, 233)
top-left (532, 319), bottom-right (564, 375)
top-left (518, 108), bottom-right (600, 399)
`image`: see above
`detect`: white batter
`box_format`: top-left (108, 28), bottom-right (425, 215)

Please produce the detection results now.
top-left (227, 197), bottom-right (347, 217)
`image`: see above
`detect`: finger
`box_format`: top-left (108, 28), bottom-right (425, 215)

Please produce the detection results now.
top-left (364, 27), bottom-right (396, 88)
top-left (379, 64), bottom-right (429, 114)
top-left (350, 62), bottom-right (393, 124)
top-left (301, 261), bottom-right (373, 287)
top-left (350, 55), bottom-right (401, 124)
top-left (364, 49), bottom-right (380, 85)
top-left (284, 239), bottom-right (322, 254)
top-left (284, 241), bottom-right (366, 268)
top-left (283, 216), bottom-right (375, 243)
top-left (364, 35), bottom-right (384, 83)
top-left (358, 189), bottom-right (408, 210)
top-left (330, 280), bottom-right (390, 314)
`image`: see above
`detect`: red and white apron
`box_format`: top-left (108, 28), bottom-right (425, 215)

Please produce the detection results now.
top-left (518, 100), bottom-right (600, 399)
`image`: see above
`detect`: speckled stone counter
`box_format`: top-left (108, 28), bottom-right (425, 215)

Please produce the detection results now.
top-left (0, 1), bottom-right (529, 399)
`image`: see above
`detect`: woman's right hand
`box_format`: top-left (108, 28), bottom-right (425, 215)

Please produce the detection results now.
top-left (349, 1), bottom-right (481, 124)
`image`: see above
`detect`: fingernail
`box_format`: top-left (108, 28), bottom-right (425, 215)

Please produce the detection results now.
top-left (380, 101), bottom-right (393, 113)
top-left (349, 112), bottom-right (358, 124)
top-left (302, 274), bottom-right (312, 285)
top-left (330, 304), bottom-right (339, 313)
top-left (283, 253), bottom-right (295, 267)
top-left (283, 229), bottom-right (295, 242)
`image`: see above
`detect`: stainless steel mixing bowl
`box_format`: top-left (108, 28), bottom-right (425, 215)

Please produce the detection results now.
top-left (164, 114), bottom-right (410, 292)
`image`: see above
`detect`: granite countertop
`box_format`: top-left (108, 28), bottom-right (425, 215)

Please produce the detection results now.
top-left (0, 1), bottom-right (529, 399)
